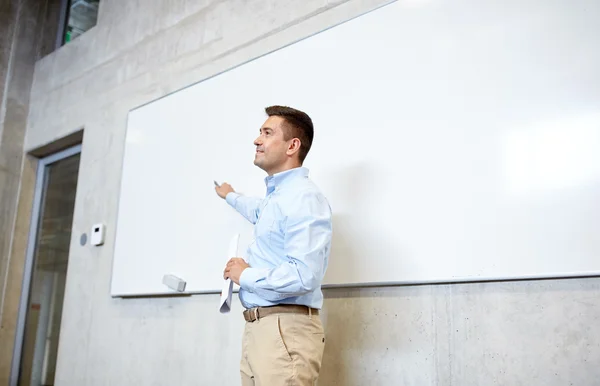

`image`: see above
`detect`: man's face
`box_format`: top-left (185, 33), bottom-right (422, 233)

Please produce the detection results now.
top-left (253, 116), bottom-right (290, 174)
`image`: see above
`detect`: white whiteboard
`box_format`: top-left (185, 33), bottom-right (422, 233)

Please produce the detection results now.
top-left (111, 0), bottom-right (600, 297)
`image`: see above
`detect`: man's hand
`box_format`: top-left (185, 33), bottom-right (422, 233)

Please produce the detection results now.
top-left (215, 182), bottom-right (234, 199)
top-left (224, 258), bottom-right (249, 285)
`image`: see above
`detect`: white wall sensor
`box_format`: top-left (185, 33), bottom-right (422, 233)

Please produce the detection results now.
top-left (91, 224), bottom-right (105, 246)
top-left (162, 274), bottom-right (186, 292)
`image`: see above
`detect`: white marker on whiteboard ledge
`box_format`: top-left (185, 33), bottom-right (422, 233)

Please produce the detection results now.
top-left (162, 274), bottom-right (186, 292)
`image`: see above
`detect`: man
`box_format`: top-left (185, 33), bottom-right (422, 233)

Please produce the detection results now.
top-left (215, 105), bottom-right (332, 385)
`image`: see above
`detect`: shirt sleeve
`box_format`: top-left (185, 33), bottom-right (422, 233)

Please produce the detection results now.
top-left (239, 190), bottom-right (332, 300)
top-left (226, 192), bottom-right (262, 224)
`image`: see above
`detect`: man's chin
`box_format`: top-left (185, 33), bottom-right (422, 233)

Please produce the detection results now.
top-left (253, 159), bottom-right (268, 171)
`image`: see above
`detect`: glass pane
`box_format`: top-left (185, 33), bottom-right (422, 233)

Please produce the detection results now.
top-left (64, 0), bottom-right (100, 43)
top-left (19, 153), bottom-right (80, 386)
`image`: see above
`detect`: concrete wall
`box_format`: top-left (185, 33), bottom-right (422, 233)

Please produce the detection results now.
top-left (0, 0), bottom-right (61, 380)
top-left (2, 0), bottom-right (600, 384)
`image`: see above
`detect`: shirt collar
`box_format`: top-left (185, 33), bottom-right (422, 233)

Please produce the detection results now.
top-left (265, 167), bottom-right (309, 195)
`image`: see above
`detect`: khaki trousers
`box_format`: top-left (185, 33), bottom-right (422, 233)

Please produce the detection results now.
top-left (240, 310), bottom-right (325, 385)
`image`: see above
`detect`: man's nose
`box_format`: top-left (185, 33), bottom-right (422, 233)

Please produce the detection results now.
top-left (254, 136), bottom-right (262, 146)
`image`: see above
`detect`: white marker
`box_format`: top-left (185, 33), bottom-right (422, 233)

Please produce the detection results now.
top-left (214, 180), bottom-right (220, 187)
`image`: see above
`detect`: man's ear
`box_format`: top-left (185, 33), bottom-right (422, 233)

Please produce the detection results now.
top-left (287, 138), bottom-right (301, 156)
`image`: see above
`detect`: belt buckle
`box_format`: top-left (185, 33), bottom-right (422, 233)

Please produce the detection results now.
top-left (246, 307), bottom-right (260, 322)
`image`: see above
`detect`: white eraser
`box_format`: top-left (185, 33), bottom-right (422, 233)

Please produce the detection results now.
top-left (162, 274), bottom-right (186, 292)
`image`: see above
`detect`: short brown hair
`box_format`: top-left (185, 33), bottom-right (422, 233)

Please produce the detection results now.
top-left (265, 105), bottom-right (314, 163)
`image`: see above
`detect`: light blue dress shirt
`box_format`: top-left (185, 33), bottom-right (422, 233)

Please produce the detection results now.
top-left (225, 167), bottom-right (332, 310)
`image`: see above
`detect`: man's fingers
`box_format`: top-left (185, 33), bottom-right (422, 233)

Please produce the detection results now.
top-left (227, 258), bottom-right (243, 266)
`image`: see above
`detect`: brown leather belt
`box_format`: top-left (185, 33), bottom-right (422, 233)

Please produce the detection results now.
top-left (243, 304), bottom-right (319, 322)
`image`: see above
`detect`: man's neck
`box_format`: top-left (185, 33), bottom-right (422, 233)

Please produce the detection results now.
top-left (266, 162), bottom-right (302, 176)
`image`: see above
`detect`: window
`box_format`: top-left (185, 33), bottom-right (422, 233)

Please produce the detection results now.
top-left (58, 0), bottom-right (100, 46)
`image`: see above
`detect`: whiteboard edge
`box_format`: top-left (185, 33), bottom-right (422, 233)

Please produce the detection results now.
top-left (109, 110), bottom-right (133, 297)
top-left (109, 270), bottom-right (600, 298)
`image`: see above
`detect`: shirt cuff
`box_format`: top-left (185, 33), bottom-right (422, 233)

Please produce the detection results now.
top-left (239, 267), bottom-right (269, 292)
top-left (225, 192), bottom-right (239, 207)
